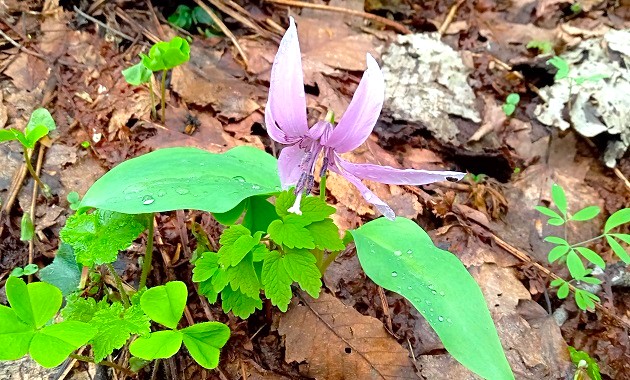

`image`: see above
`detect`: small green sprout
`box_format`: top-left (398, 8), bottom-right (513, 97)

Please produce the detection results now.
top-left (547, 56), bottom-right (570, 81)
top-left (568, 346), bottom-right (601, 380)
top-left (502, 93), bottom-right (520, 116)
top-left (80, 140), bottom-right (91, 148)
top-left (526, 40), bottom-right (554, 55)
top-left (168, 5), bottom-right (222, 37)
top-left (10, 264), bottom-right (39, 278)
top-left (20, 212), bottom-right (34, 241)
top-left (570, 2), bottom-right (582, 14)
top-left (0, 108), bottom-right (56, 197)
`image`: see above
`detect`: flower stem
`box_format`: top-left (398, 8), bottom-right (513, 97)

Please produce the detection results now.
top-left (319, 250), bottom-right (341, 274)
top-left (139, 213), bottom-right (155, 289)
top-left (69, 353), bottom-right (133, 375)
top-left (319, 175), bottom-right (327, 200)
top-left (570, 235), bottom-right (605, 248)
top-left (23, 149), bottom-right (50, 197)
top-left (148, 77), bottom-right (157, 120)
top-left (160, 69), bottom-right (167, 123)
top-left (106, 263), bottom-right (130, 308)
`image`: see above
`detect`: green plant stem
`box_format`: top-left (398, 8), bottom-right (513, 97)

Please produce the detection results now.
top-left (148, 78), bottom-right (157, 120)
top-left (160, 69), bottom-right (167, 123)
top-left (312, 249), bottom-right (324, 273)
top-left (69, 353), bottom-right (133, 375)
top-left (23, 149), bottom-right (50, 197)
top-left (106, 263), bottom-right (130, 308)
top-left (319, 250), bottom-right (341, 274)
top-left (570, 235), bottom-right (605, 248)
top-left (139, 214), bottom-right (155, 289)
top-left (319, 175), bottom-right (327, 200)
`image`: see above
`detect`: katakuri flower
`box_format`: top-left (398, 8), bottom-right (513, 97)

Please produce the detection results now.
top-left (265, 17), bottom-right (465, 220)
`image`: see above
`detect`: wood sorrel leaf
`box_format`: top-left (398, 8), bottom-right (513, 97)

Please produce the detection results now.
top-left (140, 281), bottom-right (187, 329)
top-left (122, 62), bottom-right (152, 86)
top-left (80, 146), bottom-right (280, 215)
top-left (129, 330), bottom-right (184, 360)
top-left (351, 217), bottom-right (514, 380)
top-left (29, 321), bottom-right (96, 368)
top-left (181, 322), bottom-right (230, 369)
top-left (5, 276), bottom-right (62, 329)
top-left (0, 305), bottom-right (34, 360)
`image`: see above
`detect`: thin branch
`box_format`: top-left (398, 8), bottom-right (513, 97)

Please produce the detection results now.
top-left (73, 6), bottom-right (137, 42)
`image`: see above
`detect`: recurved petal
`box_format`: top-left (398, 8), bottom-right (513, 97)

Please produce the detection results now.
top-left (326, 54), bottom-right (384, 153)
top-left (265, 16), bottom-right (309, 143)
top-left (278, 144), bottom-right (308, 189)
top-left (331, 163), bottom-right (395, 220)
top-left (336, 157), bottom-right (465, 185)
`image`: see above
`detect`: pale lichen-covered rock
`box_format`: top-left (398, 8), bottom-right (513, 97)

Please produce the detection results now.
top-left (534, 29), bottom-right (630, 167)
top-left (381, 33), bottom-right (481, 144)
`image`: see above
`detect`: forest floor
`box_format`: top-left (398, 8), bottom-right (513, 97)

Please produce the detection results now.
top-left (0, 0), bottom-right (629, 379)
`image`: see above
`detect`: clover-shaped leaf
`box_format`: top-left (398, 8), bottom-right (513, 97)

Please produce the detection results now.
top-left (122, 62), bottom-right (152, 86)
top-left (140, 281), bottom-right (187, 329)
top-left (141, 36), bottom-right (190, 72)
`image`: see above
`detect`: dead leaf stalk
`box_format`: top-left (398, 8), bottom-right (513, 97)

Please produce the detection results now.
top-left (72, 6), bottom-right (137, 42)
top-left (438, 0), bottom-right (466, 36)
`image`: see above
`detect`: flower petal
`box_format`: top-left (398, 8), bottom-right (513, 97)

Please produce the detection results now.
top-left (337, 157), bottom-right (465, 185)
top-left (278, 144), bottom-right (308, 189)
top-left (330, 162), bottom-right (395, 220)
top-left (326, 54), bottom-right (384, 153)
top-left (265, 17), bottom-right (309, 144)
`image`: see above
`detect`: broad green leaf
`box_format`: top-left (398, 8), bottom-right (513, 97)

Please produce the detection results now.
top-left (268, 216), bottom-right (314, 249)
top-left (221, 286), bottom-right (262, 319)
top-left (24, 125), bottom-right (49, 149)
top-left (227, 254), bottom-right (260, 298)
top-left (129, 330), bottom-right (183, 359)
top-left (550, 278), bottom-right (565, 287)
top-left (89, 302), bottom-right (151, 362)
top-left (548, 245), bottom-right (570, 262)
top-left (506, 93), bottom-right (520, 105)
top-left (566, 251), bottom-right (586, 279)
top-left (0, 305), bottom-right (34, 360)
top-left (579, 276), bottom-right (602, 285)
top-left (181, 322), bottom-right (230, 369)
top-left (551, 184), bottom-right (567, 216)
top-left (0, 129), bottom-right (17, 142)
top-left (192, 252), bottom-right (219, 282)
top-left (351, 217), bottom-right (513, 380)
top-left (80, 146), bottom-right (280, 214)
top-left (218, 231), bottom-right (258, 267)
top-left (547, 56), bottom-right (570, 80)
top-left (168, 4), bottom-right (193, 29)
top-left (198, 280), bottom-right (219, 303)
top-left (122, 62), bottom-right (152, 86)
top-left (275, 192), bottom-right (335, 223)
top-left (547, 218), bottom-right (565, 226)
top-left (22, 264), bottom-right (38, 276)
top-left (606, 235), bottom-right (630, 263)
top-left (283, 249), bottom-right (321, 298)
top-left (141, 281), bottom-right (187, 329)
top-left (243, 196), bottom-right (278, 233)
top-left (502, 103), bottom-right (515, 116)
top-left (213, 199), bottom-right (247, 225)
top-left (20, 212), bottom-right (34, 241)
top-left (534, 206), bottom-right (562, 220)
top-left (6, 277), bottom-right (62, 329)
top-left (29, 321), bottom-right (96, 368)
top-left (60, 209), bottom-right (146, 267)
top-left (39, 243), bottom-right (82, 296)
top-left (544, 236), bottom-right (568, 245)
top-left (261, 250), bottom-right (293, 311)
top-left (570, 206), bottom-right (600, 221)
top-left (557, 282), bottom-right (570, 298)
top-left (25, 108), bottom-right (56, 137)
top-left (574, 247), bottom-right (605, 269)
top-left (140, 36), bottom-right (190, 71)
top-left (307, 219), bottom-right (345, 251)
top-left (211, 268), bottom-right (230, 293)
top-left (604, 208), bottom-right (630, 233)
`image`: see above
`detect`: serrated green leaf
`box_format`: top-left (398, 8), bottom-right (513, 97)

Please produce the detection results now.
top-left (283, 249), bottom-right (321, 298)
top-left (606, 235), bottom-right (630, 263)
top-left (0, 305), bottom-right (34, 360)
top-left (181, 322), bottom-right (230, 369)
top-left (60, 209), bottom-right (146, 267)
top-left (570, 206), bottom-right (600, 221)
top-left (220, 286), bottom-right (262, 319)
top-left (89, 302), bottom-right (151, 362)
top-left (243, 196), bottom-right (278, 233)
top-left (218, 233), bottom-right (258, 267)
top-left (351, 217), bottom-right (513, 380)
top-left (557, 282), bottom-right (570, 299)
top-left (79, 147), bottom-right (280, 215)
top-left (29, 321), bottom-right (96, 368)
top-left (604, 208), bottom-right (630, 233)
top-left (268, 216), bottom-right (314, 249)
top-left (6, 277), bottom-right (62, 329)
top-left (219, 224), bottom-right (250, 245)
top-left (548, 245), bottom-right (570, 263)
top-left (211, 268), bottom-right (230, 293)
top-left (251, 244), bottom-right (269, 262)
top-left (566, 250), bottom-right (586, 279)
top-left (275, 192), bottom-right (335, 223)
top-left (535, 206), bottom-right (562, 219)
top-left (122, 62), bottom-right (152, 86)
top-left (198, 280), bottom-right (219, 303)
top-left (227, 254), bottom-right (260, 298)
top-left (544, 236), bottom-right (568, 245)
top-left (574, 247), bottom-right (605, 269)
top-left (568, 347), bottom-right (601, 380)
top-left (261, 250), bottom-right (293, 311)
top-left (551, 184), bottom-right (567, 216)
top-left (192, 252), bottom-right (219, 282)
top-left (39, 243), bottom-right (81, 296)
top-left (140, 281), bottom-right (187, 329)
top-left (130, 330), bottom-right (183, 360)
top-left (307, 219), bottom-right (345, 251)
top-left (61, 295), bottom-right (107, 322)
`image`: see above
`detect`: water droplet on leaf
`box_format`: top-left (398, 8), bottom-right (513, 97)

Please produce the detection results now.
top-left (252, 184), bottom-right (261, 190)
top-left (176, 188), bottom-right (189, 195)
top-left (393, 250), bottom-right (402, 257)
top-left (391, 271), bottom-right (398, 277)
top-left (438, 316), bottom-right (444, 322)
top-left (157, 190), bottom-right (166, 197)
top-left (232, 176), bottom-right (246, 183)
top-left (142, 195), bottom-right (155, 205)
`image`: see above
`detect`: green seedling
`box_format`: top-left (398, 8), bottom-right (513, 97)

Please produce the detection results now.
top-left (527, 40), bottom-right (554, 55)
top-left (0, 108), bottom-right (55, 197)
top-left (10, 264), bottom-right (39, 278)
top-left (122, 36), bottom-right (190, 123)
top-left (547, 56), bottom-right (610, 107)
top-left (536, 183), bottom-right (630, 310)
top-left (502, 93), bottom-right (520, 116)
top-left (568, 346), bottom-right (601, 380)
top-left (168, 5), bottom-right (222, 37)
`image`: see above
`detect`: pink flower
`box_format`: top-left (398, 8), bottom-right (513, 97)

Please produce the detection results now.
top-left (266, 17), bottom-right (464, 220)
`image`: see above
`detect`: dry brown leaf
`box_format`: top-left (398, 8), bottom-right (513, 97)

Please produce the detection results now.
top-left (468, 95), bottom-right (506, 143)
top-left (4, 54), bottom-right (48, 92)
top-left (0, 90), bottom-right (7, 129)
top-left (278, 293), bottom-right (417, 379)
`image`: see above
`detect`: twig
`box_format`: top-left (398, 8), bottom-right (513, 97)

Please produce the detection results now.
top-left (69, 354), bottom-right (133, 375)
top-left (114, 7), bottom-right (160, 44)
top-left (264, 0), bottom-right (412, 35)
top-left (206, 0), bottom-right (270, 37)
top-left (193, 0), bottom-right (249, 67)
top-left (438, 0), bottom-right (465, 36)
top-left (613, 167), bottom-right (630, 193)
top-left (377, 286), bottom-right (393, 332)
top-left (72, 6), bottom-right (137, 42)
